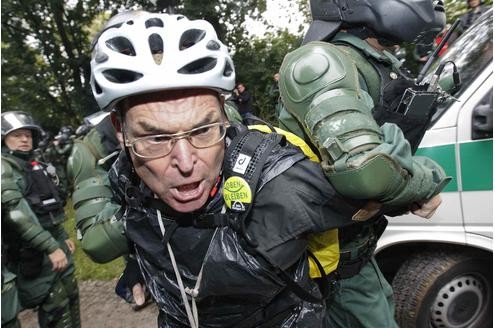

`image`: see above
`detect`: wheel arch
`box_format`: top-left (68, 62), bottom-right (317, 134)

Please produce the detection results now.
top-left (375, 241), bottom-right (493, 283)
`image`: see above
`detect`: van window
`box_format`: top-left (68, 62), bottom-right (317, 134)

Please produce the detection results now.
top-left (430, 10), bottom-right (493, 124)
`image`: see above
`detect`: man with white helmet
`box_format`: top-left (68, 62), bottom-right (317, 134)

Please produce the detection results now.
top-left (82, 10), bottom-right (381, 327)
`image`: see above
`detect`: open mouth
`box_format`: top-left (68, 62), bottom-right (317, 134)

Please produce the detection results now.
top-left (177, 182), bottom-right (200, 192)
top-left (172, 180), bottom-right (204, 203)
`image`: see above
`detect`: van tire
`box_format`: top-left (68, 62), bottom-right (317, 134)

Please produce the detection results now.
top-left (392, 250), bottom-right (492, 328)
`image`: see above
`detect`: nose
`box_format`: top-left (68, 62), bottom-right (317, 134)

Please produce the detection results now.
top-left (170, 138), bottom-right (196, 175)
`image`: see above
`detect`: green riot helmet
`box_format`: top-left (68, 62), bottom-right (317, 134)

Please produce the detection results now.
top-left (55, 125), bottom-right (74, 145)
top-left (304, 0), bottom-right (446, 45)
top-left (1, 111), bottom-right (42, 147)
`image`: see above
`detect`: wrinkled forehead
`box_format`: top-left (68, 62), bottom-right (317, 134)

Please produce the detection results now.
top-left (120, 89), bottom-right (225, 131)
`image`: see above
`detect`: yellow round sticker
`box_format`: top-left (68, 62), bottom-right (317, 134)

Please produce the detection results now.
top-left (223, 176), bottom-right (252, 211)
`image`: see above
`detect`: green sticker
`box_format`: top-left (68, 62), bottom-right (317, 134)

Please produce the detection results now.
top-left (223, 176), bottom-right (252, 211)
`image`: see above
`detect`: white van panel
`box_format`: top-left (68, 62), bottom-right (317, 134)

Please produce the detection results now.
top-left (376, 226), bottom-right (467, 253)
top-left (465, 232), bottom-right (493, 251)
top-left (420, 126), bottom-right (457, 147)
top-left (462, 190), bottom-right (493, 226)
top-left (386, 192), bottom-right (462, 225)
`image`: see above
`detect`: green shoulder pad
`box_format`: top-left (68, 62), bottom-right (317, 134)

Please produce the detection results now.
top-left (280, 41), bottom-right (356, 107)
top-left (224, 101), bottom-right (243, 124)
top-left (1, 158), bottom-right (23, 205)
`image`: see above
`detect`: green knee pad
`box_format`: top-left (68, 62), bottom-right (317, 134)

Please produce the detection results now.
top-left (72, 176), bottom-right (113, 235)
top-left (39, 279), bottom-right (71, 328)
top-left (81, 203), bottom-right (128, 263)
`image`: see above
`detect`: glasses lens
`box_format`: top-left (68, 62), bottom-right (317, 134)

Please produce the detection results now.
top-left (189, 123), bottom-right (226, 148)
top-left (133, 135), bottom-right (172, 158)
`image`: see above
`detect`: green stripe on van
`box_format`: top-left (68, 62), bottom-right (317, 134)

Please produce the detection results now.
top-left (460, 139), bottom-right (493, 191)
top-left (416, 144), bottom-right (458, 192)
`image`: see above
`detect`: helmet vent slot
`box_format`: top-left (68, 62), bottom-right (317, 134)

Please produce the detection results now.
top-left (149, 34), bottom-right (164, 65)
top-left (106, 37), bottom-right (136, 56)
top-left (94, 81), bottom-right (102, 94)
top-left (102, 69), bottom-right (143, 83)
top-left (223, 61), bottom-right (233, 77)
top-left (95, 50), bottom-right (109, 63)
top-left (206, 40), bottom-right (220, 50)
top-left (179, 29), bottom-right (206, 50)
top-left (145, 18), bottom-right (164, 28)
top-left (178, 57), bottom-right (217, 74)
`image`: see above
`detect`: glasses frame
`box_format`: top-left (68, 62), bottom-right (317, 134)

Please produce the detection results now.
top-left (124, 121), bottom-right (230, 159)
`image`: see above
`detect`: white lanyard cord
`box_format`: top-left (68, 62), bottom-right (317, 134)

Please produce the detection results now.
top-left (156, 209), bottom-right (199, 328)
top-left (155, 205), bottom-right (227, 328)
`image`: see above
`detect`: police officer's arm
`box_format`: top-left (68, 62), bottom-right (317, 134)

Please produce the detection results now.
top-left (279, 42), bottom-right (449, 209)
top-left (1, 160), bottom-right (68, 271)
top-left (67, 141), bottom-right (128, 263)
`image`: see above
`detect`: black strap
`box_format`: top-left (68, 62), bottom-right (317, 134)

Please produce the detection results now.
top-left (224, 126), bottom-right (331, 304)
top-left (224, 127), bottom-right (284, 247)
top-left (253, 249), bottom-right (329, 304)
top-left (337, 217), bottom-right (388, 279)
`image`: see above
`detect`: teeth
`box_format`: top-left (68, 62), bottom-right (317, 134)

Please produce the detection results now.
top-left (178, 182), bottom-right (198, 192)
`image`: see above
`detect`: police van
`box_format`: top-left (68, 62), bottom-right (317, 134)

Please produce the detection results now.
top-left (375, 9), bottom-right (493, 328)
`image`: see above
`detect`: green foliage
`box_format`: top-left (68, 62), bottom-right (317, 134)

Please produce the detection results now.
top-left (64, 202), bottom-right (124, 281)
top-left (1, 0), bottom-right (105, 132)
top-left (233, 30), bottom-right (301, 124)
top-left (1, 0), bottom-right (267, 131)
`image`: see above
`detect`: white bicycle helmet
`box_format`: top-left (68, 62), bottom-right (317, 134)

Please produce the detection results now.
top-left (90, 11), bottom-right (235, 111)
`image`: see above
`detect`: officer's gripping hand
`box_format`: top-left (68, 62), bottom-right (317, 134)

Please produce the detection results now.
top-left (48, 248), bottom-right (68, 271)
top-left (132, 283), bottom-right (145, 306)
top-left (65, 239), bottom-right (76, 253)
top-left (411, 194), bottom-right (442, 219)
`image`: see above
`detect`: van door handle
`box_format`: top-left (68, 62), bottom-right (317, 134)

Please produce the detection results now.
top-left (471, 103), bottom-right (493, 140)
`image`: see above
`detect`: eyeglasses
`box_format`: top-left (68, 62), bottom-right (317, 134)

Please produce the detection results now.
top-left (124, 122), bottom-right (229, 159)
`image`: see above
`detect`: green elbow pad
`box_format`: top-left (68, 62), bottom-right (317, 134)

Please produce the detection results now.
top-left (326, 154), bottom-right (408, 200)
top-left (72, 177), bottom-right (113, 234)
top-left (307, 89), bottom-right (383, 164)
top-left (82, 219), bottom-right (128, 263)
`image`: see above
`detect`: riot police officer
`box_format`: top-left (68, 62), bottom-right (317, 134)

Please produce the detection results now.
top-left (45, 125), bottom-right (75, 196)
top-left (278, 1), bottom-right (449, 327)
top-left (1, 111), bottom-right (80, 328)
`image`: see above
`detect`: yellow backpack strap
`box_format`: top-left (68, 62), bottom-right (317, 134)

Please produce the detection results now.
top-left (248, 125), bottom-right (319, 162)
top-left (248, 124), bottom-right (340, 279)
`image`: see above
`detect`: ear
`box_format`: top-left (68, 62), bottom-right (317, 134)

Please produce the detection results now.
top-left (110, 112), bottom-right (125, 149)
